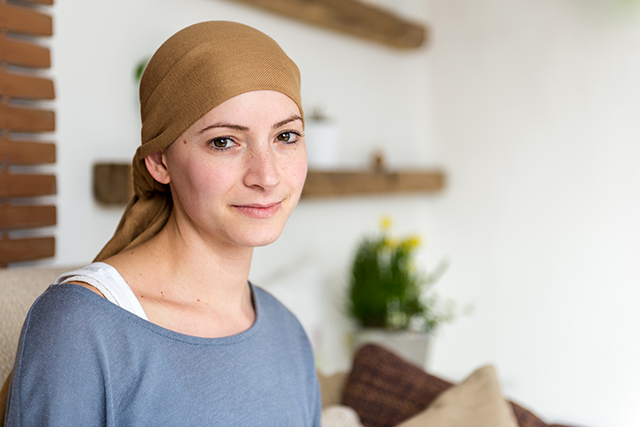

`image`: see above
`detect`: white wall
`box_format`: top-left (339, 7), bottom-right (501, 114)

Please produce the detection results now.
top-left (47, 0), bottom-right (640, 426)
top-left (427, 1), bottom-right (640, 427)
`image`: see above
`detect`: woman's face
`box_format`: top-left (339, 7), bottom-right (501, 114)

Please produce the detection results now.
top-left (146, 90), bottom-right (307, 250)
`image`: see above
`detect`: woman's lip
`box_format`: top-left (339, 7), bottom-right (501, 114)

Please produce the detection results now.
top-left (232, 201), bottom-right (283, 218)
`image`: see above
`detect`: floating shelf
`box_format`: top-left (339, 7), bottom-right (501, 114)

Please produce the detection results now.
top-left (227, 0), bottom-right (427, 49)
top-left (93, 164), bottom-right (445, 204)
top-left (301, 169), bottom-right (445, 198)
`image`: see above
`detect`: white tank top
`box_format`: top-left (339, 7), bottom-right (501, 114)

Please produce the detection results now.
top-left (55, 262), bottom-right (149, 320)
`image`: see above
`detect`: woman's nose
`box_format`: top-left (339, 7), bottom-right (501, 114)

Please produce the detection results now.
top-left (243, 145), bottom-right (281, 190)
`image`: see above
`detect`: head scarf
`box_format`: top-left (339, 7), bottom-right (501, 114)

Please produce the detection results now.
top-left (94, 21), bottom-right (303, 261)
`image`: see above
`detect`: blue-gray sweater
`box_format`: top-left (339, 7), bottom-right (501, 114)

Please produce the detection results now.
top-left (6, 284), bottom-right (321, 426)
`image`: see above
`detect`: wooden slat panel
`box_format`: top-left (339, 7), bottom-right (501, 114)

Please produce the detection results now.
top-left (0, 104), bottom-right (55, 132)
top-left (229, 0), bottom-right (426, 49)
top-left (0, 138), bottom-right (55, 164)
top-left (0, 205), bottom-right (56, 229)
top-left (0, 172), bottom-right (56, 197)
top-left (0, 34), bottom-right (50, 68)
top-left (0, 68), bottom-right (55, 100)
top-left (0, 236), bottom-right (55, 264)
top-left (0, 3), bottom-right (53, 37)
top-left (302, 170), bottom-right (445, 198)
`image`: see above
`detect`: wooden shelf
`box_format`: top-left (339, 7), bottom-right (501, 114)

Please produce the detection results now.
top-left (93, 164), bottom-right (445, 204)
top-left (301, 169), bottom-right (445, 198)
top-left (227, 0), bottom-right (427, 49)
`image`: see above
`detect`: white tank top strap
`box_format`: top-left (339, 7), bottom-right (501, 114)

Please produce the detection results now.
top-left (55, 262), bottom-right (149, 320)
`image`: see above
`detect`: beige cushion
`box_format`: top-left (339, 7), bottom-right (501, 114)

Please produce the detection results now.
top-left (397, 365), bottom-right (519, 427)
top-left (317, 371), bottom-right (349, 408)
top-left (321, 405), bottom-right (363, 427)
top-left (0, 266), bottom-right (77, 381)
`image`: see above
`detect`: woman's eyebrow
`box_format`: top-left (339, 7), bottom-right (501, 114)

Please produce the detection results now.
top-left (198, 115), bottom-right (302, 134)
top-left (272, 115), bottom-right (303, 129)
top-left (199, 123), bottom-right (249, 133)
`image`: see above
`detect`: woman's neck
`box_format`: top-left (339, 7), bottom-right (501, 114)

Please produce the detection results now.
top-left (104, 214), bottom-right (256, 337)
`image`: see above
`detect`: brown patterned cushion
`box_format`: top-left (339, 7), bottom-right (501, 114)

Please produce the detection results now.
top-left (342, 344), bottom-right (452, 427)
top-left (511, 402), bottom-right (549, 427)
top-left (342, 344), bottom-right (575, 427)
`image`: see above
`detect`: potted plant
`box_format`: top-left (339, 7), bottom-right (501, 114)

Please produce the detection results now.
top-left (347, 217), bottom-right (452, 367)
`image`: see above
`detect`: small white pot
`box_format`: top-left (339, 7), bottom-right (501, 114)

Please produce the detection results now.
top-left (304, 120), bottom-right (341, 170)
top-left (352, 329), bottom-right (432, 369)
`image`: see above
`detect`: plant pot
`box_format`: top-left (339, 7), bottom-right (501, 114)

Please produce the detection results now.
top-left (304, 120), bottom-right (341, 170)
top-left (352, 329), bottom-right (432, 369)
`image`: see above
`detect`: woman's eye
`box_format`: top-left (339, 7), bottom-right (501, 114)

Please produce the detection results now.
top-left (209, 137), bottom-right (235, 150)
top-left (276, 132), bottom-right (299, 143)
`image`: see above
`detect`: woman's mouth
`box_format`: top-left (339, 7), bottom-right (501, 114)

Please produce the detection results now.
top-left (232, 201), bottom-right (283, 218)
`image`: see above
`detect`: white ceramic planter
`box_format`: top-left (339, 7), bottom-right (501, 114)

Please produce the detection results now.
top-left (352, 329), bottom-right (432, 369)
top-left (304, 120), bottom-right (341, 170)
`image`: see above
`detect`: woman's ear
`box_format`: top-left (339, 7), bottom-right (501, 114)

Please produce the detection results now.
top-left (145, 151), bottom-right (171, 184)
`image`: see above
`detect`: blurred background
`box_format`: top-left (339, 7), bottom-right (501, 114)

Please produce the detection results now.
top-left (39, 0), bottom-right (640, 425)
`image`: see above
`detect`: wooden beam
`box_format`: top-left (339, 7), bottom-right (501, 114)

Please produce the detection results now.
top-left (0, 33), bottom-right (50, 68)
top-left (0, 204), bottom-right (56, 229)
top-left (228, 0), bottom-right (426, 49)
top-left (0, 104), bottom-right (55, 132)
top-left (301, 170), bottom-right (445, 198)
top-left (0, 235), bottom-right (55, 264)
top-left (0, 138), bottom-right (55, 164)
top-left (0, 171), bottom-right (56, 197)
top-left (0, 2), bottom-right (53, 37)
top-left (0, 68), bottom-right (54, 100)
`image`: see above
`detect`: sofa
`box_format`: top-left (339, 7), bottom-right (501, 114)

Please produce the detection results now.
top-left (1, 266), bottom-right (578, 427)
top-left (317, 344), bottom-right (578, 427)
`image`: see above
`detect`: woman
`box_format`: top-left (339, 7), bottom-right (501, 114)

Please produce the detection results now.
top-left (5, 21), bottom-right (320, 425)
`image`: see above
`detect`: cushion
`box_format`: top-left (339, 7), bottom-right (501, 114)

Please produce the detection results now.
top-left (342, 344), bottom-right (452, 427)
top-left (396, 365), bottom-right (518, 427)
top-left (321, 405), bottom-right (364, 427)
top-left (318, 371), bottom-right (349, 408)
top-left (342, 344), bottom-right (571, 427)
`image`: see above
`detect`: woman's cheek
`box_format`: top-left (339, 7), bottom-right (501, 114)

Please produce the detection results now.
top-left (292, 153), bottom-right (308, 186)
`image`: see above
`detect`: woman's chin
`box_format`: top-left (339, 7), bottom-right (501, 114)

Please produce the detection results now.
top-left (228, 224), bottom-right (286, 249)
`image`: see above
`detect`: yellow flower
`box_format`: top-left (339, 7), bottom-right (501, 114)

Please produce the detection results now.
top-left (380, 215), bottom-right (393, 232)
top-left (387, 238), bottom-right (400, 249)
top-left (402, 235), bottom-right (422, 251)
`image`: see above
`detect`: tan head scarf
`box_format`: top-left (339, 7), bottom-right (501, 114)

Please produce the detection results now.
top-left (94, 21), bottom-right (303, 261)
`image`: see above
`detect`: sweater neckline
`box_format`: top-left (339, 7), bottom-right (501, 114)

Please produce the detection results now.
top-left (59, 282), bottom-right (263, 346)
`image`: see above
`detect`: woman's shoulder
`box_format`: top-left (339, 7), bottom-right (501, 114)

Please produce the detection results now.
top-left (20, 283), bottom-right (147, 353)
top-left (251, 284), bottom-right (311, 345)
top-left (29, 282), bottom-right (108, 316)
top-left (252, 284), bottom-right (298, 321)
top-left (21, 284), bottom-right (114, 339)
